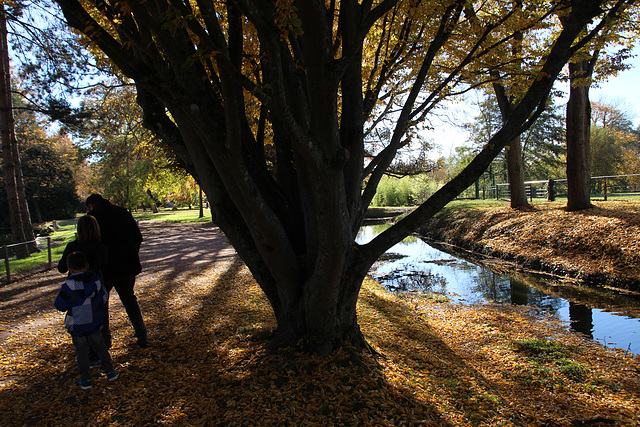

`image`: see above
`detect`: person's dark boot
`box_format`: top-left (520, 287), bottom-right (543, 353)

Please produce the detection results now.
top-left (137, 335), bottom-right (148, 348)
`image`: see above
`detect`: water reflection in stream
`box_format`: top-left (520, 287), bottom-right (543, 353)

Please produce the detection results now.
top-left (357, 224), bottom-right (640, 355)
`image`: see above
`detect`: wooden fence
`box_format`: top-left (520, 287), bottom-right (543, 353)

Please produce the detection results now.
top-left (478, 174), bottom-right (640, 201)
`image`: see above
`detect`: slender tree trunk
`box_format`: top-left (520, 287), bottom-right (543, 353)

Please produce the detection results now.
top-left (146, 189), bottom-right (159, 213)
top-left (566, 59), bottom-right (593, 211)
top-left (0, 5), bottom-right (35, 257)
top-left (30, 199), bottom-right (42, 223)
top-left (14, 133), bottom-right (34, 250)
top-left (506, 135), bottom-right (528, 207)
top-left (492, 23), bottom-right (528, 209)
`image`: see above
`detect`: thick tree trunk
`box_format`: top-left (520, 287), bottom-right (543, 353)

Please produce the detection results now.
top-left (267, 251), bottom-right (371, 356)
top-left (566, 60), bottom-right (593, 212)
top-left (0, 121), bottom-right (25, 249)
top-left (0, 6), bottom-right (23, 244)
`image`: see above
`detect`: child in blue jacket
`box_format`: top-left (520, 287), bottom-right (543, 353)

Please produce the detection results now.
top-left (55, 251), bottom-right (119, 389)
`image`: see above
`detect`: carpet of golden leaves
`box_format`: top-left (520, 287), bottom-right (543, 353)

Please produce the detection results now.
top-left (0, 219), bottom-right (639, 425)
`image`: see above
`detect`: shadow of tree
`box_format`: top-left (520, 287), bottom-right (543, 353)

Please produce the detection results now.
top-left (1, 221), bottom-right (637, 425)
top-left (1, 256), bottom-right (453, 425)
top-left (574, 203), bottom-right (640, 226)
top-left (359, 286), bottom-right (525, 425)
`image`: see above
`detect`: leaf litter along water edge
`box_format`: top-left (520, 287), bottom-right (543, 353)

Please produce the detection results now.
top-left (0, 218), bottom-right (638, 425)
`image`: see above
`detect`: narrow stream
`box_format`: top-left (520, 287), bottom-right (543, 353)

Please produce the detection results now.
top-left (357, 224), bottom-right (640, 355)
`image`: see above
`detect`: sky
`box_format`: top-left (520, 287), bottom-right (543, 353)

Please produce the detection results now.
top-left (590, 50), bottom-right (640, 126)
top-left (428, 44), bottom-right (640, 159)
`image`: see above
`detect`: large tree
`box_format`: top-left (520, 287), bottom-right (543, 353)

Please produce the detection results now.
top-left (0, 4), bottom-right (35, 255)
top-left (77, 83), bottom-right (197, 210)
top-left (55, 0), bottom-right (628, 355)
top-left (561, 2), bottom-right (638, 211)
top-left (1, 0), bottom-right (101, 251)
top-left (80, 84), bottom-right (160, 209)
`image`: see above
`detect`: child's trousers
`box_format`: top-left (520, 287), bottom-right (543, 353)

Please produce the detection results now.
top-left (72, 329), bottom-right (114, 381)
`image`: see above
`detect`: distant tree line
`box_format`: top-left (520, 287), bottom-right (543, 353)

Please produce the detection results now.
top-left (0, 95), bottom-right (84, 233)
top-left (373, 98), bottom-right (640, 207)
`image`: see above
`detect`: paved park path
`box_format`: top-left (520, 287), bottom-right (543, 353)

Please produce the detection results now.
top-left (0, 221), bottom-right (237, 345)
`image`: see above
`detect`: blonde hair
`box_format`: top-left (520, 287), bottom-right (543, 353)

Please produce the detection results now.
top-left (76, 215), bottom-right (101, 244)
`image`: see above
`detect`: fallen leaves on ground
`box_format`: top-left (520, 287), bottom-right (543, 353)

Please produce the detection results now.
top-left (1, 208), bottom-right (640, 425)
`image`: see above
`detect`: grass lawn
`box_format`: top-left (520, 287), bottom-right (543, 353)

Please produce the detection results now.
top-left (0, 220), bottom-right (77, 282)
top-left (133, 207), bottom-right (212, 223)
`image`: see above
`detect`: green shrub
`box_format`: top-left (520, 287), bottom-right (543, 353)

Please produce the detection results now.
top-left (373, 176), bottom-right (425, 207)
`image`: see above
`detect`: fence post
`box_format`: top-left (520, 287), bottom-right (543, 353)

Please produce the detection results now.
top-left (47, 237), bottom-right (52, 270)
top-left (603, 179), bottom-right (607, 201)
top-left (4, 245), bottom-right (10, 284)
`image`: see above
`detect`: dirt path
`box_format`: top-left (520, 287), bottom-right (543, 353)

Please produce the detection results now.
top-left (0, 221), bottom-right (237, 344)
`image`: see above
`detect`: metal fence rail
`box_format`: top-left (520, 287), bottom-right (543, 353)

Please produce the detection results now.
top-left (467, 174), bottom-right (640, 201)
top-left (2, 237), bottom-right (52, 284)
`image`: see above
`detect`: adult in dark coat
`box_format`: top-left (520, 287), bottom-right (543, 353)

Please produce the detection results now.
top-left (86, 194), bottom-right (147, 347)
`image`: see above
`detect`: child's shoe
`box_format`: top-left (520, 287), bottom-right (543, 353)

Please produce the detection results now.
top-left (106, 370), bottom-right (119, 381)
top-left (76, 379), bottom-right (92, 390)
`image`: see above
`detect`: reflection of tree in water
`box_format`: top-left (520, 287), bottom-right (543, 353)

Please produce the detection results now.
top-left (569, 302), bottom-right (594, 338)
top-left (469, 270), bottom-right (563, 313)
top-left (470, 269), bottom-right (614, 339)
top-left (377, 268), bottom-right (448, 293)
top-left (362, 225), bottom-right (638, 354)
